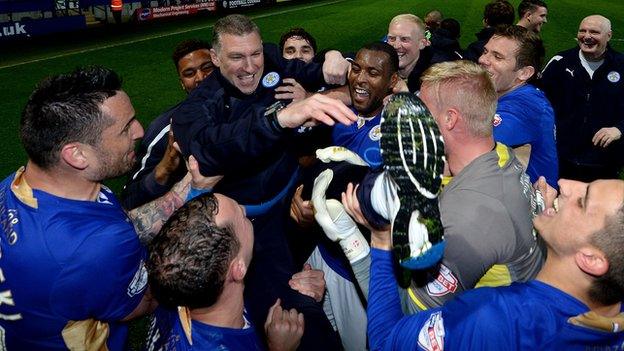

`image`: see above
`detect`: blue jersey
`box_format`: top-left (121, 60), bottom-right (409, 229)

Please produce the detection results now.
top-left (493, 84), bottom-right (559, 187)
top-left (368, 249), bottom-right (624, 351)
top-left (0, 169), bottom-right (147, 350)
top-left (146, 306), bottom-right (264, 350)
top-left (332, 108), bottom-right (383, 168)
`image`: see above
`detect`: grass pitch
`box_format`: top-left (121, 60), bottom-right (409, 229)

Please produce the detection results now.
top-left (0, 0), bottom-right (623, 348)
top-left (1, 0), bottom-right (623, 191)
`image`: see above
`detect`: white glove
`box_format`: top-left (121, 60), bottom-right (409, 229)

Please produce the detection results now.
top-left (408, 211), bottom-right (432, 257)
top-left (312, 169), bottom-right (370, 263)
top-left (371, 171), bottom-right (401, 222)
top-left (316, 146), bottom-right (368, 166)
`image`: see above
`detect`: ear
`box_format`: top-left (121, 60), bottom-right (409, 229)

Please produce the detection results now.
top-left (388, 73), bottom-right (400, 92)
top-left (517, 65), bottom-right (536, 83)
top-left (418, 38), bottom-right (427, 50)
top-left (575, 247), bottom-right (609, 277)
top-left (443, 108), bottom-right (460, 131)
top-left (607, 30), bottom-right (613, 41)
top-left (210, 48), bottom-right (221, 68)
top-left (229, 257), bottom-right (248, 282)
top-left (60, 143), bottom-right (89, 170)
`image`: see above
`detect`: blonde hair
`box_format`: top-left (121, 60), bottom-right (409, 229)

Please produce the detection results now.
top-left (421, 61), bottom-right (497, 137)
top-left (389, 14), bottom-right (426, 36)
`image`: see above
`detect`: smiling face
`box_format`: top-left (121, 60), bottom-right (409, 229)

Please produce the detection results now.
top-left (577, 15), bottom-right (612, 61)
top-left (479, 35), bottom-right (525, 95)
top-left (87, 91), bottom-right (144, 181)
top-left (177, 49), bottom-right (214, 93)
top-left (211, 32), bottom-right (264, 95)
top-left (282, 36), bottom-right (315, 63)
top-left (534, 179), bottom-right (624, 256)
top-left (348, 49), bottom-right (396, 117)
top-left (525, 6), bottom-right (548, 33)
top-left (387, 19), bottom-right (425, 75)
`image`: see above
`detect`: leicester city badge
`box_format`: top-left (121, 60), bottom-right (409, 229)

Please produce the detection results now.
top-left (608, 71), bottom-right (620, 83)
top-left (262, 72), bottom-right (280, 88)
top-left (369, 125), bottom-right (381, 141)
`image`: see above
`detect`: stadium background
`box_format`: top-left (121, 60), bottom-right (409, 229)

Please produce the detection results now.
top-left (0, 0), bottom-right (622, 347)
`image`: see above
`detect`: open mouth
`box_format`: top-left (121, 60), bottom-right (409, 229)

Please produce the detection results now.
top-left (580, 38), bottom-right (597, 48)
top-left (238, 73), bottom-right (256, 84)
top-left (353, 87), bottom-right (370, 102)
top-left (553, 198), bottom-right (559, 212)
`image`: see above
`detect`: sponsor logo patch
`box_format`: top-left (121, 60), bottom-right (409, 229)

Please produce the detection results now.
top-left (128, 260), bottom-right (148, 297)
top-left (262, 72), bottom-right (280, 88)
top-left (493, 113), bottom-right (502, 127)
top-left (608, 71), bottom-right (620, 83)
top-left (418, 311), bottom-right (445, 351)
top-left (426, 264), bottom-right (458, 296)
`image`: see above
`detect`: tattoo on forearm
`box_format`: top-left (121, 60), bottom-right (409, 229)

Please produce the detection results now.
top-left (129, 178), bottom-right (190, 244)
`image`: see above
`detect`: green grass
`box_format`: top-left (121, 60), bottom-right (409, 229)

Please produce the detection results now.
top-left (1, 0), bottom-right (624, 191)
top-left (1, 0), bottom-right (623, 348)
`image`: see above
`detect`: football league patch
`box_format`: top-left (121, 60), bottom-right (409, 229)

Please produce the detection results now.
top-left (425, 264), bottom-right (458, 297)
top-left (262, 72), bottom-right (280, 88)
top-left (418, 311), bottom-right (445, 351)
top-left (127, 260), bottom-right (148, 297)
top-left (493, 113), bottom-right (502, 127)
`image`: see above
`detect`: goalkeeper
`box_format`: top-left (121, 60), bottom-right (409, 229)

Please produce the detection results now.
top-left (308, 61), bottom-right (546, 318)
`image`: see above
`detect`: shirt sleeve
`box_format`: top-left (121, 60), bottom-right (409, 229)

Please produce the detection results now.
top-left (172, 96), bottom-right (286, 176)
top-left (406, 191), bottom-right (515, 310)
top-left (367, 248), bottom-right (407, 350)
top-left (493, 101), bottom-right (535, 148)
top-left (50, 224), bottom-right (148, 321)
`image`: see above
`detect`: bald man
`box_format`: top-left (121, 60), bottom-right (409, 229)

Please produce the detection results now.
top-left (540, 15), bottom-right (624, 182)
top-left (386, 14), bottom-right (433, 92)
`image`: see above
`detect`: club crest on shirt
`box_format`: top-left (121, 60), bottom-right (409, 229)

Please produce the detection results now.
top-left (418, 311), bottom-right (445, 351)
top-left (369, 125), bottom-right (382, 141)
top-left (128, 260), bottom-right (148, 297)
top-left (262, 72), bottom-right (280, 88)
top-left (608, 71), bottom-right (620, 83)
top-left (493, 113), bottom-right (502, 127)
top-left (426, 264), bottom-right (458, 297)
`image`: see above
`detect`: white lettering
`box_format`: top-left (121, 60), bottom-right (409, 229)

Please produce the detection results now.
top-left (14, 23), bottom-right (25, 35)
top-left (0, 291), bottom-right (16, 307)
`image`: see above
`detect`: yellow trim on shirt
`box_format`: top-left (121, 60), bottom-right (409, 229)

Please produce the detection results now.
top-left (10, 167), bottom-right (38, 209)
top-left (407, 287), bottom-right (429, 311)
top-left (495, 142), bottom-right (510, 168)
top-left (475, 264), bottom-right (512, 288)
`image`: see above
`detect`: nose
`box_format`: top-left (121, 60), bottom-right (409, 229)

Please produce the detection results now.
top-left (243, 57), bottom-right (254, 72)
top-left (131, 119), bottom-right (144, 140)
top-left (557, 179), bottom-right (585, 197)
top-left (478, 53), bottom-right (488, 66)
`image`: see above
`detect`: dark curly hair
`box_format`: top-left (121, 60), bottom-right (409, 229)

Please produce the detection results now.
top-left (148, 193), bottom-right (240, 309)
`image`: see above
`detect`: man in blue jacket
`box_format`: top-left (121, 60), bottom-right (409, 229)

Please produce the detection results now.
top-left (171, 14), bottom-right (355, 350)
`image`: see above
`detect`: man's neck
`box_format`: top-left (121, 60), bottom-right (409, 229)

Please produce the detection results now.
top-left (190, 283), bottom-right (245, 329)
top-left (446, 137), bottom-right (495, 176)
top-left (23, 161), bottom-right (100, 201)
top-left (498, 81), bottom-right (526, 98)
top-left (537, 256), bottom-right (622, 318)
top-left (581, 49), bottom-right (607, 63)
top-left (399, 58), bottom-right (419, 80)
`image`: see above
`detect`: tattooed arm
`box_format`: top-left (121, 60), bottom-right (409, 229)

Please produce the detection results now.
top-left (128, 156), bottom-right (223, 245)
top-left (128, 173), bottom-right (191, 245)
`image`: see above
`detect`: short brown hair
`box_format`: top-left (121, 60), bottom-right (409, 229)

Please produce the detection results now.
top-left (212, 14), bottom-right (260, 52)
top-left (493, 25), bottom-right (545, 78)
top-left (588, 203), bottom-right (624, 305)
